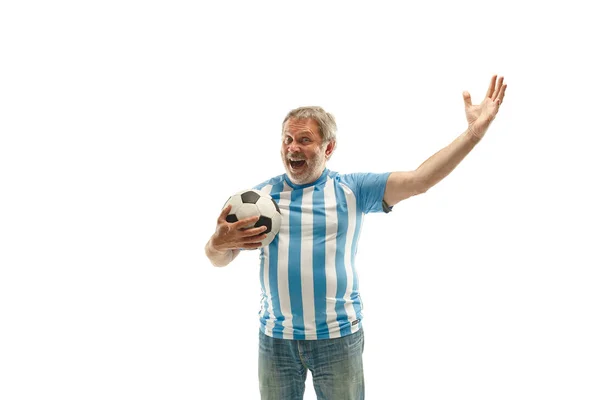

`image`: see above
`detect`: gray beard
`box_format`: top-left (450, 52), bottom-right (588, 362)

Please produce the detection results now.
top-left (283, 153), bottom-right (326, 185)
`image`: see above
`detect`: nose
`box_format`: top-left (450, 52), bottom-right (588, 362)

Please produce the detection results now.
top-left (287, 140), bottom-right (300, 153)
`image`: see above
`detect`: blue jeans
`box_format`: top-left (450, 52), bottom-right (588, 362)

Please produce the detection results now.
top-left (258, 328), bottom-right (365, 400)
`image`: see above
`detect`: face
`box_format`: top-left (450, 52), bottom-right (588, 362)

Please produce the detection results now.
top-left (280, 118), bottom-right (335, 185)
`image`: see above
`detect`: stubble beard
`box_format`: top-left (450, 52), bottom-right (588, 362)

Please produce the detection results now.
top-left (283, 147), bottom-right (327, 185)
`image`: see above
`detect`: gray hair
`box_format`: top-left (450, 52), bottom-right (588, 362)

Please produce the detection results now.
top-left (282, 106), bottom-right (337, 145)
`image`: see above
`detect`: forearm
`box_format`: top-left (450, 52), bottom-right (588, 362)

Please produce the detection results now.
top-left (205, 238), bottom-right (236, 267)
top-left (416, 128), bottom-right (481, 189)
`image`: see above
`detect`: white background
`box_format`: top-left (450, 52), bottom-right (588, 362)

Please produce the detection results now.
top-left (1, 1), bottom-right (599, 399)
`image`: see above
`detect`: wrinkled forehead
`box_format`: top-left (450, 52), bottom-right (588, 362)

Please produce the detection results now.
top-left (282, 118), bottom-right (320, 136)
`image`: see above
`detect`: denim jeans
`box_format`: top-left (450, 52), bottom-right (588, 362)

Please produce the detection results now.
top-left (258, 328), bottom-right (365, 400)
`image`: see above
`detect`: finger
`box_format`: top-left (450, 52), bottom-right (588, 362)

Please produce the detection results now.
top-left (241, 225), bottom-right (268, 237)
top-left (486, 75), bottom-right (497, 98)
top-left (243, 231), bottom-right (268, 241)
top-left (492, 76), bottom-right (504, 100)
top-left (498, 84), bottom-right (507, 104)
top-left (215, 223), bottom-right (230, 236)
top-left (235, 215), bottom-right (260, 230)
top-left (239, 242), bottom-right (264, 250)
top-left (463, 91), bottom-right (472, 107)
top-left (218, 204), bottom-right (232, 222)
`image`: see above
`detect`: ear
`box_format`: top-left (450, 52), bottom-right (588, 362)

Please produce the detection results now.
top-left (325, 140), bottom-right (336, 159)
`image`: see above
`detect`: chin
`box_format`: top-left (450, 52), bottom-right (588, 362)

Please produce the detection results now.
top-left (287, 169), bottom-right (319, 185)
top-left (283, 157), bottom-right (326, 185)
top-left (287, 174), bottom-right (309, 185)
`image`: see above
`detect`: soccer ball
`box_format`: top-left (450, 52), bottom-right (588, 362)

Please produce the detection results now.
top-left (223, 189), bottom-right (282, 248)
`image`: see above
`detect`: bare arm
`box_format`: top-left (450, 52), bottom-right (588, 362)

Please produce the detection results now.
top-left (205, 240), bottom-right (241, 267)
top-left (205, 205), bottom-right (268, 267)
top-left (384, 75), bottom-right (507, 207)
top-left (383, 129), bottom-right (480, 205)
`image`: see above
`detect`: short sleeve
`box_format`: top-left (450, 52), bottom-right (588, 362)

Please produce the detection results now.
top-left (338, 172), bottom-right (391, 214)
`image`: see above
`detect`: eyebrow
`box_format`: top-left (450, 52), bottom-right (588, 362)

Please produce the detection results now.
top-left (283, 130), bottom-right (312, 136)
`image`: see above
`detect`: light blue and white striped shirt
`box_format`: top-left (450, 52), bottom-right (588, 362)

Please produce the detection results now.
top-left (254, 168), bottom-right (391, 340)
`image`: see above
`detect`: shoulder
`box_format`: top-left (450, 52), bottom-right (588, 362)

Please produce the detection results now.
top-left (333, 171), bottom-right (392, 188)
top-left (253, 174), bottom-right (286, 192)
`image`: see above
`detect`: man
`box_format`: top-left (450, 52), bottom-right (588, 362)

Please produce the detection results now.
top-left (205, 76), bottom-right (507, 399)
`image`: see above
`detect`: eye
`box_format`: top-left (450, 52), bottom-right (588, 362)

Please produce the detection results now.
top-left (283, 137), bottom-right (292, 144)
top-left (302, 137), bottom-right (311, 143)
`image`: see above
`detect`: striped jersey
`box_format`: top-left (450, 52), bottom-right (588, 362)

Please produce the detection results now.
top-left (253, 168), bottom-right (391, 340)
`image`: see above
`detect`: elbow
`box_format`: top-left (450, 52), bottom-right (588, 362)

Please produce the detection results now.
top-left (413, 172), bottom-right (433, 196)
top-left (206, 254), bottom-right (228, 268)
top-left (205, 243), bottom-right (226, 267)
top-left (417, 182), bottom-right (431, 195)
top-left (411, 176), bottom-right (430, 197)
top-left (210, 260), bottom-right (227, 268)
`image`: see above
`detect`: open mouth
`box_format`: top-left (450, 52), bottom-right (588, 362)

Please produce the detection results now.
top-left (289, 160), bottom-right (306, 170)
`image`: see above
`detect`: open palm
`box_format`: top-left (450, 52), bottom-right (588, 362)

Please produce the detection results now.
top-left (463, 75), bottom-right (507, 139)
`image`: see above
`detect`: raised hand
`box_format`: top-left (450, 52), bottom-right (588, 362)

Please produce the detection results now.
top-left (211, 204), bottom-right (268, 251)
top-left (462, 75), bottom-right (507, 140)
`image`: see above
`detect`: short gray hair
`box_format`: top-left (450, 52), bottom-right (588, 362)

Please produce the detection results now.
top-left (282, 106), bottom-right (337, 144)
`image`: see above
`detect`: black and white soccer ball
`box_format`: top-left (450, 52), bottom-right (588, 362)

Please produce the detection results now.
top-left (223, 189), bottom-right (281, 248)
